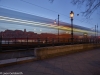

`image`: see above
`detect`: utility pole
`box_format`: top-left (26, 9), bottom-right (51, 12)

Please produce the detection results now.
top-left (97, 24), bottom-right (98, 38)
top-left (58, 14), bottom-right (59, 43)
top-left (95, 25), bottom-right (96, 38)
top-left (95, 25), bottom-right (97, 44)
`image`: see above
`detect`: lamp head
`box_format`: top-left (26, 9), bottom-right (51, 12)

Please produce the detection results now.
top-left (54, 19), bottom-right (57, 24)
top-left (70, 11), bottom-right (74, 19)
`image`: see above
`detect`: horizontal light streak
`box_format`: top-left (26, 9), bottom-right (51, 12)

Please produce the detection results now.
top-left (0, 16), bottom-right (95, 34)
top-left (0, 16), bottom-right (71, 30)
top-left (0, 16), bottom-right (61, 28)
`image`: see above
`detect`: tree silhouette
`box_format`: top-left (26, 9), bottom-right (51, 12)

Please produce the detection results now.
top-left (49, 0), bottom-right (100, 18)
top-left (71, 0), bottom-right (100, 18)
top-left (49, 0), bottom-right (54, 3)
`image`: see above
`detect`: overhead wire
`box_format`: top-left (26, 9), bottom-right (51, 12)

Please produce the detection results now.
top-left (0, 16), bottom-right (95, 34)
top-left (0, 0), bottom-right (95, 27)
top-left (0, 0), bottom-right (96, 30)
top-left (19, 0), bottom-right (95, 27)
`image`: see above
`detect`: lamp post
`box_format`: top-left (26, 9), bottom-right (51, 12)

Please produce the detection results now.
top-left (95, 25), bottom-right (96, 39)
top-left (58, 14), bottom-right (59, 43)
top-left (95, 25), bottom-right (98, 44)
top-left (70, 11), bottom-right (74, 44)
top-left (54, 14), bottom-right (59, 43)
top-left (97, 24), bottom-right (98, 38)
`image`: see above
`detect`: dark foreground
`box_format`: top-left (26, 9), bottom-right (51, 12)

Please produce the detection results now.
top-left (0, 49), bottom-right (100, 75)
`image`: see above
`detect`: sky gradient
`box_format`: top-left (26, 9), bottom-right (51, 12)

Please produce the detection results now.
top-left (0, 0), bottom-right (99, 31)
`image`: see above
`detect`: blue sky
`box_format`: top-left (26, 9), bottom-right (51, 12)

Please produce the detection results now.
top-left (0, 0), bottom-right (99, 31)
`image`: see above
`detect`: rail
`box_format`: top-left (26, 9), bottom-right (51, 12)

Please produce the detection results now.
top-left (0, 37), bottom-right (100, 51)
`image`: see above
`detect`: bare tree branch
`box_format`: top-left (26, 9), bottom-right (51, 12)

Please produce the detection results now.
top-left (71, 0), bottom-right (100, 18)
top-left (49, 0), bottom-right (54, 3)
top-left (49, 0), bottom-right (100, 18)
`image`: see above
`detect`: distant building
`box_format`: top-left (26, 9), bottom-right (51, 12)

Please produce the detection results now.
top-left (24, 29), bottom-right (26, 33)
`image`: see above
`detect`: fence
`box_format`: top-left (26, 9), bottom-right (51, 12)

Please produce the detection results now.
top-left (0, 37), bottom-right (100, 51)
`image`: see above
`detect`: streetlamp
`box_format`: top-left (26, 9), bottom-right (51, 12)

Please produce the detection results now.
top-left (70, 11), bottom-right (74, 44)
top-left (97, 24), bottom-right (98, 38)
top-left (54, 14), bottom-right (59, 43)
top-left (95, 25), bottom-right (96, 39)
top-left (54, 19), bottom-right (57, 24)
top-left (58, 14), bottom-right (59, 43)
top-left (95, 25), bottom-right (98, 43)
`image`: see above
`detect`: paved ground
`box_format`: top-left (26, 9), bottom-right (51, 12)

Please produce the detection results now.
top-left (0, 49), bottom-right (100, 75)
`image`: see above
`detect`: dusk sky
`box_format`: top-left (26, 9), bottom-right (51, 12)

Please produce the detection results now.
top-left (0, 0), bottom-right (99, 32)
